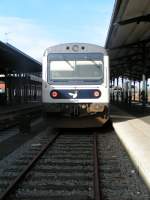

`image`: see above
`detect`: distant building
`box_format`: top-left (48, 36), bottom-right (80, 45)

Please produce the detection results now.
top-left (0, 81), bottom-right (5, 93)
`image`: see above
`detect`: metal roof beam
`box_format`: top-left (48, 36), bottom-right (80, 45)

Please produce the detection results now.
top-left (108, 38), bottom-right (150, 50)
top-left (0, 41), bottom-right (41, 73)
top-left (105, 0), bottom-right (130, 48)
top-left (111, 53), bottom-right (143, 61)
top-left (110, 63), bottom-right (142, 68)
top-left (117, 13), bottom-right (150, 25)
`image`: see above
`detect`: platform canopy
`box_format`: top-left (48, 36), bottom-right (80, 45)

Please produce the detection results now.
top-left (0, 41), bottom-right (41, 74)
top-left (105, 0), bottom-right (150, 80)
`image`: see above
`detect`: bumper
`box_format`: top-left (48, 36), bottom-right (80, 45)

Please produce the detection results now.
top-left (43, 103), bottom-right (109, 120)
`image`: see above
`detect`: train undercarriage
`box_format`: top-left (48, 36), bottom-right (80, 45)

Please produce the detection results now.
top-left (43, 103), bottom-right (109, 128)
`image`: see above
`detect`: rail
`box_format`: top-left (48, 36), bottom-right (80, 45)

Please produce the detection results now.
top-left (0, 132), bottom-right (59, 200)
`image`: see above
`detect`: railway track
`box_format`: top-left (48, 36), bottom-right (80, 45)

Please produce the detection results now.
top-left (0, 128), bottom-right (149, 200)
top-left (0, 130), bottom-right (102, 200)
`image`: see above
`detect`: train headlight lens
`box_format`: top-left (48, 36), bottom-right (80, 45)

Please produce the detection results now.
top-left (93, 90), bottom-right (101, 98)
top-left (50, 90), bottom-right (59, 98)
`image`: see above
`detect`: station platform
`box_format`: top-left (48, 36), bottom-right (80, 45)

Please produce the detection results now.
top-left (0, 103), bottom-right (42, 129)
top-left (111, 102), bottom-right (150, 190)
top-left (0, 103), bottom-right (42, 116)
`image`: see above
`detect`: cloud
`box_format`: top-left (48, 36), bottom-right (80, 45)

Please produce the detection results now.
top-left (0, 15), bottom-right (111, 61)
top-left (0, 16), bottom-right (58, 61)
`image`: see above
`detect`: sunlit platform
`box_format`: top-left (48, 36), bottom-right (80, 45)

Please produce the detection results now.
top-left (111, 104), bottom-right (150, 190)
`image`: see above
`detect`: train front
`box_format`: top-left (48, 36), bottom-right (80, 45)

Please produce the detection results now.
top-left (42, 44), bottom-right (109, 128)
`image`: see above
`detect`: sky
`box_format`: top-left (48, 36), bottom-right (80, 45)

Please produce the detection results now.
top-left (0, 0), bottom-right (115, 61)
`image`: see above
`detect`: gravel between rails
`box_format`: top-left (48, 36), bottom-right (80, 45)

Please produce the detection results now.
top-left (0, 126), bottom-right (55, 194)
top-left (98, 130), bottom-right (150, 200)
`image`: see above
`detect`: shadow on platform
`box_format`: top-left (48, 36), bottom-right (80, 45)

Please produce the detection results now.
top-left (110, 102), bottom-right (150, 125)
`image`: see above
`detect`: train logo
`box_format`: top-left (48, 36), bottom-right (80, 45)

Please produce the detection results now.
top-left (68, 90), bottom-right (78, 99)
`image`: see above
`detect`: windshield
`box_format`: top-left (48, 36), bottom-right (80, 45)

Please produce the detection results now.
top-left (48, 60), bottom-right (103, 84)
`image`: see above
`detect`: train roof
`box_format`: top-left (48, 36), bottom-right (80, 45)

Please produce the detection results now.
top-left (44, 43), bottom-right (108, 56)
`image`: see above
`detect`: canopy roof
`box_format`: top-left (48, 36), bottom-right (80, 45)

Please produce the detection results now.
top-left (0, 41), bottom-right (41, 73)
top-left (106, 0), bottom-right (150, 80)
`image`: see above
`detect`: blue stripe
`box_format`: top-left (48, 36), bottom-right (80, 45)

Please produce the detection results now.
top-left (53, 89), bottom-right (100, 99)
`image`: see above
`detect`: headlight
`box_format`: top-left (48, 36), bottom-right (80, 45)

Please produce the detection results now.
top-left (93, 90), bottom-right (101, 98)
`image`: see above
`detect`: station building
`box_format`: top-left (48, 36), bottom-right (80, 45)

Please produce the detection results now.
top-left (0, 41), bottom-right (42, 106)
top-left (106, 0), bottom-right (150, 106)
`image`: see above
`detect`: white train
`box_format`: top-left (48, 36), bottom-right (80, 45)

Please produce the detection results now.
top-left (42, 43), bottom-right (109, 127)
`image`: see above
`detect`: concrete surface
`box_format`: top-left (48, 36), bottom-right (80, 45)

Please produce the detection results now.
top-left (111, 104), bottom-right (150, 190)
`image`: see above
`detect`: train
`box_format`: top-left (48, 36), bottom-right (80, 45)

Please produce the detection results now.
top-left (42, 43), bottom-right (109, 128)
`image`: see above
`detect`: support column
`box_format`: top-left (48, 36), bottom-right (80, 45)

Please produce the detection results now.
top-left (142, 74), bottom-right (146, 106)
top-left (121, 76), bottom-right (124, 102)
top-left (141, 43), bottom-right (146, 106)
top-left (128, 78), bottom-right (132, 105)
top-left (133, 80), bottom-right (136, 101)
top-left (112, 78), bottom-right (115, 102)
top-left (5, 70), bottom-right (9, 105)
top-left (146, 78), bottom-right (148, 104)
top-left (139, 81), bottom-right (141, 103)
top-left (116, 77), bottom-right (119, 102)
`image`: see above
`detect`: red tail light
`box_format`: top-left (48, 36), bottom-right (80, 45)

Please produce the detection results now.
top-left (93, 90), bottom-right (101, 98)
top-left (50, 90), bottom-right (59, 98)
